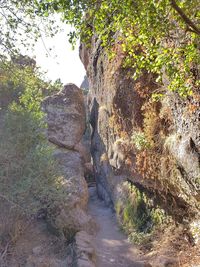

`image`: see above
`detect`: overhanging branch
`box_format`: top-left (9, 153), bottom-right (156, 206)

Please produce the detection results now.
top-left (170, 0), bottom-right (200, 35)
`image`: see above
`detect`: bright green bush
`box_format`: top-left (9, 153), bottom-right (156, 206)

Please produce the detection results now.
top-left (116, 182), bottom-right (168, 243)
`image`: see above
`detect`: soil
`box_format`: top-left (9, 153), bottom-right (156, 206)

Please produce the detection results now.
top-left (88, 186), bottom-right (148, 267)
top-left (88, 186), bottom-right (200, 267)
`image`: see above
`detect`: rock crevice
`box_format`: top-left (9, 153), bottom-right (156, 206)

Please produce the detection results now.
top-left (80, 36), bottom-right (200, 223)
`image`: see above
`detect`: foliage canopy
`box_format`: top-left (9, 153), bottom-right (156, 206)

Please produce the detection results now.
top-left (1, 0), bottom-right (200, 95)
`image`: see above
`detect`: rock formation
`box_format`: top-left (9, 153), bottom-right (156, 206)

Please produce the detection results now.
top-left (80, 37), bottom-right (200, 227)
top-left (42, 84), bottom-right (86, 149)
top-left (42, 83), bottom-right (96, 267)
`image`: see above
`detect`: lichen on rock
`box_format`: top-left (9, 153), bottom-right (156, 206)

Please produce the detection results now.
top-left (80, 34), bottom-right (200, 262)
top-left (42, 83), bottom-right (86, 149)
top-left (42, 83), bottom-right (97, 264)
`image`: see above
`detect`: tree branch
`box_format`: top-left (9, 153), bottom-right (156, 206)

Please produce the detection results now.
top-left (170, 0), bottom-right (200, 35)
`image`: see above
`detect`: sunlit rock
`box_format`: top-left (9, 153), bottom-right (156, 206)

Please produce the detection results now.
top-left (42, 83), bottom-right (86, 149)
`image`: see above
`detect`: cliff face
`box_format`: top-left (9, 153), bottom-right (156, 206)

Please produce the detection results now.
top-left (80, 38), bottom-right (200, 223)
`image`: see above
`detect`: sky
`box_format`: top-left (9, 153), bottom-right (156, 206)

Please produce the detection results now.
top-left (33, 24), bottom-right (86, 87)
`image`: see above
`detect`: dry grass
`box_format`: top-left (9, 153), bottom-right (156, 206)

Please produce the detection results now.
top-left (0, 198), bottom-right (30, 266)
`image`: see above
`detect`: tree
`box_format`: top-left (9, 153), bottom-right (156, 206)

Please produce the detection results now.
top-left (0, 55), bottom-right (61, 111)
top-left (1, 0), bottom-right (200, 96)
top-left (0, 0), bottom-right (59, 57)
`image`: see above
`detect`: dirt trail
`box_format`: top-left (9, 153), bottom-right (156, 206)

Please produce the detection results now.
top-left (88, 187), bottom-right (147, 267)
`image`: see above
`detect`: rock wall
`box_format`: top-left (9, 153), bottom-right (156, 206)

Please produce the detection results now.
top-left (42, 84), bottom-right (96, 267)
top-left (80, 38), bottom-right (200, 222)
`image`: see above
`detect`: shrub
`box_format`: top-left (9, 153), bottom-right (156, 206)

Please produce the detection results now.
top-left (116, 182), bottom-right (167, 244)
top-left (0, 107), bottom-right (65, 216)
top-left (131, 131), bottom-right (151, 151)
top-left (0, 57), bottom-right (66, 265)
top-left (128, 231), bottom-right (152, 245)
top-left (0, 199), bottom-right (29, 265)
top-left (0, 56), bottom-right (65, 215)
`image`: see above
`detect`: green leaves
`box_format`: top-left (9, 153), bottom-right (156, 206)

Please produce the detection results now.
top-left (1, 0), bottom-right (200, 96)
top-left (131, 131), bottom-right (151, 150)
top-left (0, 55), bottom-right (61, 114)
top-left (0, 55), bottom-right (64, 216)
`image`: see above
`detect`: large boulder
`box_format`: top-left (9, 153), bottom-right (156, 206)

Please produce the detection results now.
top-left (53, 149), bottom-right (85, 180)
top-left (53, 149), bottom-right (88, 209)
top-left (55, 206), bottom-right (96, 236)
top-left (42, 84), bottom-right (96, 236)
top-left (52, 149), bottom-right (96, 234)
top-left (42, 84), bottom-right (86, 149)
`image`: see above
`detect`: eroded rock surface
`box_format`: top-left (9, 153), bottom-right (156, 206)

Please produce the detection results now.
top-left (41, 84), bottom-right (96, 267)
top-left (42, 83), bottom-right (86, 149)
top-left (80, 37), bottom-right (200, 222)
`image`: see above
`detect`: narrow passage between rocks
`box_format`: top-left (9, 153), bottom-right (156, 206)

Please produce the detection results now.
top-left (88, 187), bottom-right (148, 267)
